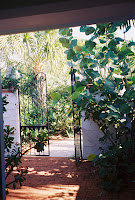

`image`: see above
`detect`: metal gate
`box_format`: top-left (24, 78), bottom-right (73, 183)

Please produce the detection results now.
top-left (71, 66), bottom-right (82, 165)
top-left (19, 72), bottom-right (50, 156)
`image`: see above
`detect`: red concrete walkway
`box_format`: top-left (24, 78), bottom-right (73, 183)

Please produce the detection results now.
top-left (6, 157), bottom-right (135, 200)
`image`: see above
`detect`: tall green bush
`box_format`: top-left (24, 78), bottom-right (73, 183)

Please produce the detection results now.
top-left (59, 21), bottom-right (135, 191)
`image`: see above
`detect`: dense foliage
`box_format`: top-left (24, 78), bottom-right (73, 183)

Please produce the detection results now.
top-left (1, 30), bottom-right (72, 142)
top-left (1, 66), bottom-right (20, 90)
top-left (19, 71), bottom-right (73, 146)
top-left (59, 21), bottom-right (135, 191)
top-left (48, 86), bottom-right (73, 137)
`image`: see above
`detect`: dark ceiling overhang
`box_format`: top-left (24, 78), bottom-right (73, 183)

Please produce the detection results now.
top-left (0, 0), bottom-right (134, 35)
top-left (0, 0), bottom-right (133, 19)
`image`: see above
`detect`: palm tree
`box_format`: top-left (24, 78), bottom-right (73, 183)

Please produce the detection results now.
top-left (0, 29), bottom-right (70, 89)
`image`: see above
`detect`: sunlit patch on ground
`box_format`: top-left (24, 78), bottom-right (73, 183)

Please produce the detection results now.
top-left (7, 185), bottom-right (79, 200)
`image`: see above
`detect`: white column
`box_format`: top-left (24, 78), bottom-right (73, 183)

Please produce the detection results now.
top-left (2, 89), bottom-right (20, 154)
top-left (82, 111), bottom-right (104, 159)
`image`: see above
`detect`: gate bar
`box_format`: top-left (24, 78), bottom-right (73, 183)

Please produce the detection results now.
top-left (71, 66), bottom-right (82, 165)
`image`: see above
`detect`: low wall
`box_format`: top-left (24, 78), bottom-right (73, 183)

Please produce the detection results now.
top-left (82, 111), bottom-right (104, 159)
top-left (2, 89), bottom-right (20, 154)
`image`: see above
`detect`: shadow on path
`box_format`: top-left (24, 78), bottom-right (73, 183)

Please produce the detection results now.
top-left (6, 157), bottom-right (135, 200)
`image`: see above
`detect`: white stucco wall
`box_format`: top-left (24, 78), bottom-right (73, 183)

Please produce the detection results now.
top-left (2, 89), bottom-right (20, 154)
top-left (82, 111), bottom-right (104, 159)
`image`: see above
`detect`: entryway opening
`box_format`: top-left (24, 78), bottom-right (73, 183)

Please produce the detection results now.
top-left (1, 28), bottom-right (83, 162)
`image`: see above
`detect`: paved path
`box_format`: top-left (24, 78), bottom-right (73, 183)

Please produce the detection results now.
top-left (6, 157), bottom-right (135, 200)
top-left (50, 138), bottom-right (74, 157)
top-left (25, 138), bottom-right (75, 157)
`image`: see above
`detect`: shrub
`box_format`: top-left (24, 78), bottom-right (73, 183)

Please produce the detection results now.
top-left (48, 86), bottom-right (73, 137)
top-left (3, 96), bottom-right (28, 194)
top-left (59, 21), bottom-right (135, 191)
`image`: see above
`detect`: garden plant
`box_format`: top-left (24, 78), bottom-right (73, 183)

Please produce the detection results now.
top-left (59, 21), bottom-right (135, 191)
top-left (3, 96), bottom-right (28, 194)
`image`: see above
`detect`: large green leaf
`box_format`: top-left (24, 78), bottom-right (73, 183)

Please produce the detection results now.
top-left (121, 44), bottom-right (127, 52)
top-left (119, 48), bottom-right (134, 56)
top-left (104, 79), bottom-right (114, 92)
top-left (85, 27), bottom-right (95, 35)
top-left (102, 46), bottom-right (108, 52)
top-left (76, 86), bottom-right (85, 93)
top-left (107, 24), bottom-right (117, 33)
top-left (85, 40), bottom-right (96, 50)
top-left (119, 104), bottom-right (131, 114)
top-left (65, 49), bottom-right (76, 60)
top-left (85, 69), bottom-right (100, 79)
top-left (97, 24), bottom-right (105, 35)
top-left (50, 92), bottom-right (61, 100)
top-left (115, 37), bottom-right (124, 43)
top-left (80, 26), bottom-right (88, 32)
top-left (106, 50), bottom-right (117, 60)
top-left (85, 69), bottom-right (93, 75)
top-left (70, 39), bottom-right (77, 48)
top-left (127, 81), bottom-right (133, 85)
top-left (73, 55), bottom-right (78, 62)
top-left (67, 86), bottom-right (72, 93)
top-left (108, 39), bottom-right (117, 50)
top-left (71, 91), bottom-right (80, 100)
top-left (91, 71), bottom-right (100, 79)
top-left (59, 38), bottom-right (70, 48)
top-left (89, 33), bottom-right (98, 41)
top-left (87, 154), bottom-right (96, 161)
top-left (59, 28), bottom-right (72, 36)
top-left (101, 59), bottom-right (108, 67)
